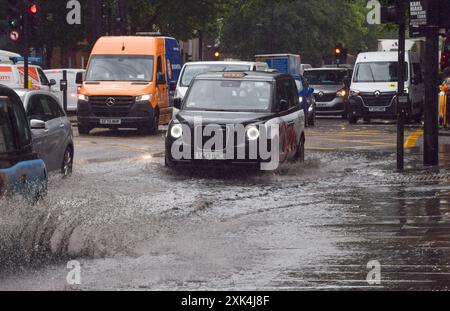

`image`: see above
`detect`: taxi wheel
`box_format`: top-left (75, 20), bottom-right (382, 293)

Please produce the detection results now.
top-left (165, 154), bottom-right (174, 168)
top-left (61, 146), bottom-right (73, 178)
top-left (295, 136), bottom-right (305, 163)
top-left (363, 117), bottom-right (371, 123)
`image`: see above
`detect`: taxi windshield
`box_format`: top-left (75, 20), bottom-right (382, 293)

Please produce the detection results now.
top-left (184, 79), bottom-right (272, 112)
top-left (181, 64), bottom-right (251, 87)
top-left (85, 55), bottom-right (154, 82)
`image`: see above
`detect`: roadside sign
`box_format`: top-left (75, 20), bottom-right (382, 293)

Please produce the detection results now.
top-left (409, 0), bottom-right (428, 37)
top-left (9, 30), bottom-right (20, 42)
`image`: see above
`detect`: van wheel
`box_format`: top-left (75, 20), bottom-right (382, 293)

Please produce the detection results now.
top-left (348, 115), bottom-right (358, 125)
top-left (78, 125), bottom-right (91, 135)
top-left (148, 110), bottom-right (159, 135)
top-left (61, 146), bottom-right (73, 178)
top-left (308, 112), bottom-right (315, 127)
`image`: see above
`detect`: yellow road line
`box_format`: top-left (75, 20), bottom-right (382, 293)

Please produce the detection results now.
top-left (405, 130), bottom-right (424, 149)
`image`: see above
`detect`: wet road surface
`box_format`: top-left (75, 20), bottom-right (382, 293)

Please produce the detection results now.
top-left (1, 118), bottom-right (450, 290)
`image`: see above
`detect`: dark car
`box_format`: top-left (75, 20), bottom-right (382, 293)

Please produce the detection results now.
top-left (165, 71), bottom-right (306, 170)
top-left (0, 85), bottom-right (47, 200)
top-left (304, 68), bottom-right (352, 118)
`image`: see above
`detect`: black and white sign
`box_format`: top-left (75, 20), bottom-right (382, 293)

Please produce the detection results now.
top-left (410, 0), bottom-right (428, 26)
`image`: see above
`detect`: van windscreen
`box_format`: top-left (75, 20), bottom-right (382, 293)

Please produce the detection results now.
top-left (85, 55), bottom-right (154, 82)
top-left (353, 62), bottom-right (408, 83)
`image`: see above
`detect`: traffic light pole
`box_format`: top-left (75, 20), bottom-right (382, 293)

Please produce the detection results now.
top-left (397, 1), bottom-right (406, 171)
top-left (423, 0), bottom-right (440, 167)
top-left (23, 0), bottom-right (29, 90)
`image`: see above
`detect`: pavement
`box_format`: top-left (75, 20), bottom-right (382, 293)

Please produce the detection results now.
top-left (1, 117), bottom-right (450, 291)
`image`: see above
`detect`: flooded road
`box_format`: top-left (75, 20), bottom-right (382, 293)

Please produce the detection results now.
top-left (1, 119), bottom-right (450, 290)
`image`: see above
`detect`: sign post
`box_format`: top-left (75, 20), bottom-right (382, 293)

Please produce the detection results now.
top-left (397, 0), bottom-right (407, 171)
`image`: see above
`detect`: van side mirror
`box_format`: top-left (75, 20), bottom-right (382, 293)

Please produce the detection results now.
top-left (49, 79), bottom-right (57, 87)
top-left (156, 72), bottom-right (166, 85)
top-left (169, 81), bottom-right (177, 92)
top-left (30, 119), bottom-right (46, 130)
top-left (75, 72), bottom-right (83, 85)
top-left (173, 97), bottom-right (182, 110)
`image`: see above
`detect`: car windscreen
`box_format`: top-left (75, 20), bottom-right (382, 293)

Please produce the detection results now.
top-left (180, 64), bottom-right (251, 87)
top-left (353, 62), bottom-right (408, 83)
top-left (304, 70), bottom-right (348, 85)
top-left (85, 55), bottom-right (154, 82)
top-left (0, 100), bottom-right (16, 154)
top-left (184, 79), bottom-right (272, 112)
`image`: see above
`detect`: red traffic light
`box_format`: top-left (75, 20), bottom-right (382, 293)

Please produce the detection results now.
top-left (214, 51), bottom-right (220, 58)
top-left (28, 3), bottom-right (38, 15)
top-left (335, 48), bottom-right (341, 55)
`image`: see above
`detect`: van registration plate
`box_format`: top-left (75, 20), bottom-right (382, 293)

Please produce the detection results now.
top-left (369, 107), bottom-right (386, 112)
top-left (100, 119), bottom-right (121, 125)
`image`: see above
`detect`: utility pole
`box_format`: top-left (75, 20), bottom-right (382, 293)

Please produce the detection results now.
top-left (397, 0), bottom-right (407, 171)
top-left (423, 0), bottom-right (440, 166)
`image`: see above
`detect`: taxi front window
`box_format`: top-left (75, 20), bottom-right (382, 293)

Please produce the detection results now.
top-left (0, 100), bottom-right (16, 154)
top-left (184, 79), bottom-right (272, 112)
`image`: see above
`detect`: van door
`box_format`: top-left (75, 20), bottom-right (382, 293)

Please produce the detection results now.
top-left (156, 55), bottom-right (170, 124)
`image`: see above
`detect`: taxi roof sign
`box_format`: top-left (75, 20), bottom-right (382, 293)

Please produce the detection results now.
top-left (223, 73), bottom-right (247, 78)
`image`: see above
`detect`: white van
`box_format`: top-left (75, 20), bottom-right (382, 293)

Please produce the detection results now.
top-left (0, 50), bottom-right (21, 63)
top-left (348, 51), bottom-right (424, 124)
top-left (174, 61), bottom-right (269, 100)
top-left (44, 69), bottom-right (85, 112)
top-left (0, 62), bottom-right (56, 92)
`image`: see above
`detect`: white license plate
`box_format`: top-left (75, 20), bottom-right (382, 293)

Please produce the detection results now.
top-left (100, 119), bottom-right (121, 125)
top-left (196, 151), bottom-right (226, 161)
top-left (369, 107), bottom-right (386, 112)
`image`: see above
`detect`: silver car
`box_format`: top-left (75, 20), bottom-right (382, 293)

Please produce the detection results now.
top-left (14, 89), bottom-right (74, 177)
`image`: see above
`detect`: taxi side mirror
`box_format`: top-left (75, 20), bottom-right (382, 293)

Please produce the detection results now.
top-left (173, 97), bottom-right (182, 110)
top-left (76, 72), bottom-right (83, 85)
top-left (278, 99), bottom-right (289, 112)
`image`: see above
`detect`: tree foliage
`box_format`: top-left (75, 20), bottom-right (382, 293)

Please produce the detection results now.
top-left (221, 0), bottom-right (393, 65)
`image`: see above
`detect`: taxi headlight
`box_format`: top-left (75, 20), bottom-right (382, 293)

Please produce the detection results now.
top-left (246, 126), bottom-right (260, 141)
top-left (170, 124), bottom-right (183, 139)
top-left (136, 94), bottom-right (152, 102)
top-left (78, 94), bottom-right (89, 101)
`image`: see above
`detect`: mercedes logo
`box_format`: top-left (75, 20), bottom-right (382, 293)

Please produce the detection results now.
top-left (106, 97), bottom-right (116, 107)
top-left (374, 91), bottom-right (381, 97)
top-left (318, 92), bottom-right (324, 97)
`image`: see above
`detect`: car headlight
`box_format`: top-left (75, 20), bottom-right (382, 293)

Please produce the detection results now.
top-left (246, 126), bottom-right (260, 141)
top-left (136, 94), bottom-right (152, 101)
top-left (337, 89), bottom-right (347, 97)
top-left (350, 89), bottom-right (360, 96)
top-left (170, 124), bottom-right (183, 139)
top-left (78, 94), bottom-right (89, 101)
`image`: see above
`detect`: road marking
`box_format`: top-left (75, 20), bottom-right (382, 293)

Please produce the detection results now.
top-left (405, 130), bottom-right (424, 149)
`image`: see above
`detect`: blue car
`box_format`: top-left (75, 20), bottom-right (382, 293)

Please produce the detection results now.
top-left (293, 74), bottom-right (316, 127)
top-left (0, 85), bottom-right (47, 200)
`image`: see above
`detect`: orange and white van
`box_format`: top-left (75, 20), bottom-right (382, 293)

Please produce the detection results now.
top-left (76, 36), bottom-right (182, 135)
top-left (0, 63), bottom-right (56, 91)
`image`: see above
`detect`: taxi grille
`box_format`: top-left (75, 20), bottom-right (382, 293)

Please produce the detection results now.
top-left (90, 96), bottom-right (135, 118)
top-left (360, 93), bottom-right (396, 107)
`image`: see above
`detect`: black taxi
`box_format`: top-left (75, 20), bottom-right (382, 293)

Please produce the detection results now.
top-left (165, 71), bottom-right (306, 171)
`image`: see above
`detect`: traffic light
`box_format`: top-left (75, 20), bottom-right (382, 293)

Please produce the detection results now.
top-left (212, 48), bottom-right (221, 60)
top-left (7, 0), bottom-right (22, 43)
top-left (334, 44), bottom-right (347, 65)
top-left (27, 2), bottom-right (40, 36)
